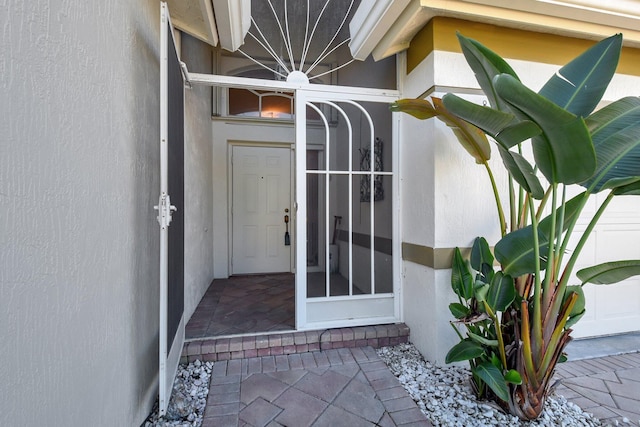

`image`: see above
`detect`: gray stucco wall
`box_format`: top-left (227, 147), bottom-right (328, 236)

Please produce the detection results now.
top-left (181, 33), bottom-right (215, 320)
top-left (1, 1), bottom-right (163, 424)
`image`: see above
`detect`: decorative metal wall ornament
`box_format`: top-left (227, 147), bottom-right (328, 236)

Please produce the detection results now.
top-left (360, 137), bottom-right (383, 202)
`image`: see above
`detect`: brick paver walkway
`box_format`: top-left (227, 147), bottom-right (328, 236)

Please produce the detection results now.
top-left (202, 346), bottom-right (432, 427)
top-left (555, 352), bottom-right (640, 426)
top-left (200, 338), bottom-right (639, 426)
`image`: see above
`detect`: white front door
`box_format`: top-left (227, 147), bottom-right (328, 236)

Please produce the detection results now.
top-left (232, 145), bottom-right (292, 274)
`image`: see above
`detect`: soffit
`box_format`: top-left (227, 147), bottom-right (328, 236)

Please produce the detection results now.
top-left (354, 0), bottom-right (640, 61)
top-left (165, 0), bottom-right (219, 46)
top-left (164, 0), bottom-right (250, 51)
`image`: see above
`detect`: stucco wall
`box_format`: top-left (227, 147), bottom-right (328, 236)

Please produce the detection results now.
top-left (181, 33), bottom-right (215, 321)
top-left (1, 1), bottom-right (162, 425)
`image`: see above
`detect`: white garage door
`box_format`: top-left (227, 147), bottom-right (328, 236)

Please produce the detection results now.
top-left (571, 193), bottom-right (640, 338)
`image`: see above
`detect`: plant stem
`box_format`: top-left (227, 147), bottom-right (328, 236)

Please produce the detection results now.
top-left (553, 186), bottom-right (567, 281)
top-left (450, 322), bottom-right (465, 340)
top-left (558, 192), bottom-right (615, 292)
top-left (484, 162), bottom-right (507, 237)
top-left (484, 304), bottom-right (508, 370)
top-left (557, 191), bottom-right (590, 275)
top-left (520, 300), bottom-right (539, 388)
top-left (537, 292), bottom-right (577, 377)
top-left (542, 183), bottom-right (558, 311)
top-left (528, 196), bottom-right (543, 362)
top-left (516, 144), bottom-right (524, 230)
top-left (535, 186), bottom-right (553, 222)
top-left (509, 176), bottom-right (516, 234)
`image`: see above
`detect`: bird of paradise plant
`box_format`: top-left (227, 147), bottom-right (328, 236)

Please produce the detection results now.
top-left (391, 33), bottom-right (640, 419)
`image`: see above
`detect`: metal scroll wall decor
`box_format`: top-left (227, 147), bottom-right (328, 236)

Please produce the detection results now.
top-left (360, 137), bottom-right (383, 202)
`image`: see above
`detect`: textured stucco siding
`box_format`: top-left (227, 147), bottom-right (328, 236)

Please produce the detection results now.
top-left (181, 33), bottom-right (215, 322)
top-left (1, 0), bottom-right (162, 425)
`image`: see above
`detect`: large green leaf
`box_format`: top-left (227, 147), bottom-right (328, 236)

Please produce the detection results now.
top-left (581, 97), bottom-right (640, 192)
top-left (612, 177), bottom-right (640, 196)
top-left (390, 96), bottom-right (493, 165)
top-left (475, 282), bottom-right (490, 303)
top-left (494, 226), bottom-right (548, 277)
top-left (468, 331), bottom-right (499, 347)
top-left (445, 339), bottom-right (484, 363)
top-left (442, 94), bottom-right (515, 135)
top-left (601, 176), bottom-right (640, 195)
top-left (457, 33), bottom-right (520, 112)
top-left (449, 302), bottom-right (470, 319)
top-left (442, 94), bottom-right (541, 149)
top-left (504, 369), bottom-right (522, 385)
top-left (563, 285), bottom-right (586, 329)
top-left (495, 193), bottom-right (585, 275)
top-left (539, 34), bottom-right (622, 117)
top-left (473, 362), bottom-right (510, 402)
top-left (495, 74), bottom-right (596, 185)
top-left (497, 146), bottom-right (545, 199)
top-left (432, 97), bottom-right (492, 164)
top-left (496, 121), bottom-right (542, 149)
top-left (485, 271), bottom-right (516, 312)
top-left (537, 192), bottom-right (586, 239)
top-left (451, 248), bottom-right (474, 299)
top-left (470, 237), bottom-right (494, 272)
top-left (577, 260), bottom-right (640, 285)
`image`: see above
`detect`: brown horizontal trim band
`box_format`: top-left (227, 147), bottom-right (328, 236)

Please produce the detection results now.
top-left (408, 17), bottom-right (640, 76)
top-left (402, 242), bottom-right (472, 269)
top-left (337, 230), bottom-right (392, 256)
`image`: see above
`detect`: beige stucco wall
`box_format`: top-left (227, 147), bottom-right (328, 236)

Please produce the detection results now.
top-left (181, 33), bottom-right (215, 321)
top-left (1, 0), bottom-right (164, 425)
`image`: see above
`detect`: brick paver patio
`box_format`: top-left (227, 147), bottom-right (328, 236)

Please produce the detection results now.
top-left (555, 352), bottom-right (640, 426)
top-left (202, 346), bottom-right (432, 427)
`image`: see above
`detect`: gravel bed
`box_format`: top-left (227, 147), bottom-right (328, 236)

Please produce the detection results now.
top-left (143, 359), bottom-right (213, 427)
top-left (377, 343), bottom-right (604, 427)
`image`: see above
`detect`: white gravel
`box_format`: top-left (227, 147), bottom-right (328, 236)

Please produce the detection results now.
top-left (143, 359), bottom-right (213, 427)
top-left (377, 343), bottom-right (605, 427)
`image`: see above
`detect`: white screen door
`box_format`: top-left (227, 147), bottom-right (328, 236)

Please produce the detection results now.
top-left (294, 88), bottom-right (400, 331)
top-left (232, 145), bottom-right (292, 274)
top-left (158, 2), bottom-right (185, 416)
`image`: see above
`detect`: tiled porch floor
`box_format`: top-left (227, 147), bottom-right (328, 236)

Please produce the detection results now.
top-left (185, 272), bottom-right (364, 340)
top-left (186, 274), bottom-right (296, 339)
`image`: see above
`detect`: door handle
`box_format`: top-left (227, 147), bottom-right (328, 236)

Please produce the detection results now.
top-left (284, 214), bottom-right (290, 246)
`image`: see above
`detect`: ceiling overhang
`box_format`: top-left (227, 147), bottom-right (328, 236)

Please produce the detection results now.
top-left (349, 0), bottom-right (640, 61)
top-left (164, 0), bottom-right (250, 51)
top-left (348, 0), bottom-right (412, 61)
